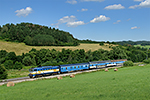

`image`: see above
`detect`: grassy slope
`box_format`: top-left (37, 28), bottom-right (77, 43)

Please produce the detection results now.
top-left (0, 65), bottom-right (150, 100)
top-left (134, 45), bottom-right (150, 49)
top-left (0, 40), bottom-right (113, 55)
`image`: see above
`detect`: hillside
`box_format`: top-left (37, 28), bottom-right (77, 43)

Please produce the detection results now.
top-left (0, 23), bottom-right (79, 46)
top-left (0, 40), bottom-right (112, 55)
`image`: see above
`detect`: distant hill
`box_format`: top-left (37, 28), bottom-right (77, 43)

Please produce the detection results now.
top-left (116, 40), bottom-right (150, 46)
top-left (0, 23), bottom-right (79, 46)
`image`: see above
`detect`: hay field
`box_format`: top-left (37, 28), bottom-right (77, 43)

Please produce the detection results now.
top-left (0, 65), bottom-right (150, 100)
top-left (0, 40), bottom-right (113, 55)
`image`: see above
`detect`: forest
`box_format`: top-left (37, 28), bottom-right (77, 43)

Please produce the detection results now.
top-left (116, 40), bottom-right (150, 46)
top-left (0, 23), bottom-right (79, 46)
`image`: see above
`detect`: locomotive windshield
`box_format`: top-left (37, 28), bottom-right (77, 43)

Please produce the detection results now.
top-left (29, 68), bottom-right (38, 72)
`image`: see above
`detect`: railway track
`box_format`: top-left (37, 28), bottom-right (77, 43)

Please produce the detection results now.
top-left (0, 65), bottom-right (122, 86)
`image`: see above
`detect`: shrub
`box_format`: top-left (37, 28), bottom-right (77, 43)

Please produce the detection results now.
top-left (4, 60), bottom-right (14, 69)
top-left (123, 61), bottom-right (134, 67)
top-left (0, 65), bottom-right (7, 79)
top-left (143, 58), bottom-right (150, 64)
top-left (14, 61), bottom-right (23, 70)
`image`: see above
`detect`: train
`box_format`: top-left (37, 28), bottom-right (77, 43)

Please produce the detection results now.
top-left (28, 59), bottom-right (127, 78)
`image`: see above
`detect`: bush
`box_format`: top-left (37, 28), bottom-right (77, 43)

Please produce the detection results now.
top-left (0, 65), bottom-right (7, 79)
top-left (123, 61), bottom-right (134, 67)
top-left (4, 60), bottom-right (14, 69)
top-left (14, 61), bottom-right (23, 70)
top-left (143, 58), bottom-right (150, 64)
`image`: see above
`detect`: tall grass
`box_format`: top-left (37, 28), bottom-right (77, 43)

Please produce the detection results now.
top-left (0, 65), bottom-right (150, 100)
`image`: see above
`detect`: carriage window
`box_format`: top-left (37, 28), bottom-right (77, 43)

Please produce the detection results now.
top-left (34, 69), bottom-right (37, 71)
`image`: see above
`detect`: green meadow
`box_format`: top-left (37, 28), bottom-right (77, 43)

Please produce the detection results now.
top-left (134, 45), bottom-right (150, 49)
top-left (0, 65), bottom-right (150, 100)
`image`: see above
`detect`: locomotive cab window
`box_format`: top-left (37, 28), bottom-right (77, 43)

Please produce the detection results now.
top-left (34, 69), bottom-right (37, 71)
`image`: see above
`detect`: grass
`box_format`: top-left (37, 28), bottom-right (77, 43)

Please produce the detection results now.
top-left (6, 66), bottom-right (36, 79)
top-left (0, 40), bottom-right (113, 55)
top-left (7, 69), bottom-right (29, 79)
top-left (134, 45), bottom-right (150, 49)
top-left (0, 65), bottom-right (150, 100)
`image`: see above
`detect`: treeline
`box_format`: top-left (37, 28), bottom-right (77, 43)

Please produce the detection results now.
top-left (0, 23), bottom-right (79, 46)
top-left (0, 45), bottom-right (149, 70)
top-left (116, 40), bottom-right (150, 46)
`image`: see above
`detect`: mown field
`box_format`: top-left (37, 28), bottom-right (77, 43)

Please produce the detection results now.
top-left (0, 65), bottom-right (150, 100)
top-left (0, 40), bottom-right (113, 55)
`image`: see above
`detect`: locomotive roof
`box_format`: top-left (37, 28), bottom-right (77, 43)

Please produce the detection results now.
top-left (59, 62), bottom-right (89, 67)
top-left (30, 66), bottom-right (59, 70)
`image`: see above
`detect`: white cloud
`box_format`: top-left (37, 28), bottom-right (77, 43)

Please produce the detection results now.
top-left (90, 15), bottom-right (110, 23)
top-left (81, 8), bottom-right (88, 11)
top-left (131, 26), bottom-right (140, 29)
top-left (113, 20), bottom-right (121, 24)
top-left (51, 15), bottom-right (85, 27)
top-left (66, 0), bottom-right (77, 4)
top-left (81, 0), bottom-right (104, 2)
top-left (15, 7), bottom-right (32, 17)
top-left (134, 0), bottom-right (143, 2)
top-left (104, 4), bottom-right (125, 10)
top-left (77, 8), bottom-right (88, 12)
top-left (67, 21), bottom-right (85, 27)
top-left (129, 0), bottom-right (150, 9)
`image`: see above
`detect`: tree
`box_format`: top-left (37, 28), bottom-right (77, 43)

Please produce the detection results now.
top-left (14, 61), bottom-right (23, 70)
top-left (0, 65), bottom-right (7, 79)
top-left (4, 60), bottom-right (14, 69)
top-left (22, 56), bottom-right (33, 66)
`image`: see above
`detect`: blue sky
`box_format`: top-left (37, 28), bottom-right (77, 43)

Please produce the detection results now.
top-left (1, 0), bottom-right (150, 41)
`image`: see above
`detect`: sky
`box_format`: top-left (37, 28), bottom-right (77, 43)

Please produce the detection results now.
top-left (0, 0), bottom-right (150, 42)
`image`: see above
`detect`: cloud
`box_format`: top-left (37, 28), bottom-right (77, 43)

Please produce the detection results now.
top-left (113, 20), bottom-right (121, 24)
top-left (131, 26), bottom-right (140, 29)
top-left (66, 0), bottom-right (77, 4)
top-left (104, 4), bottom-right (125, 10)
top-left (67, 21), bottom-right (85, 27)
top-left (127, 18), bottom-right (131, 21)
top-left (134, 0), bottom-right (143, 2)
top-left (129, 0), bottom-right (150, 9)
top-left (90, 15), bottom-right (110, 23)
top-left (15, 7), bottom-right (32, 17)
top-left (81, 0), bottom-right (104, 2)
top-left (51, 15), bottom-right (85, 27)
top-left (77, 8), bottom-right (88, 12)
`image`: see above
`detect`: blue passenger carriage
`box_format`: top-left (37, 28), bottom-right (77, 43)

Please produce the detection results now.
top-left (59, 63), bottom-right (89, 73)
top-left (89, 60), bottom-right (111, 69)
top-left (29, 66), bottom-right (59, 78)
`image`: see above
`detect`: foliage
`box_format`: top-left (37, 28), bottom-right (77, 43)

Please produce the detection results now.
top-left (0, 23), bottom-right (79, 46)
top-left (14, 61), bottom-right (23, 70)
top-left (123, 61), bottom-right (134, 67)
top-left (22, 56), bottom-right (34, 66)
top-left (4, 60), bottom-right (14, 69)
top-left (0, 65), bottom-right (7, 79)
top-left (116, 40), bottom-right (150, 46)
top-left (143, 58), bottom-right (150, 64)
top-left (99, 42), bottom-right (104, 46)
